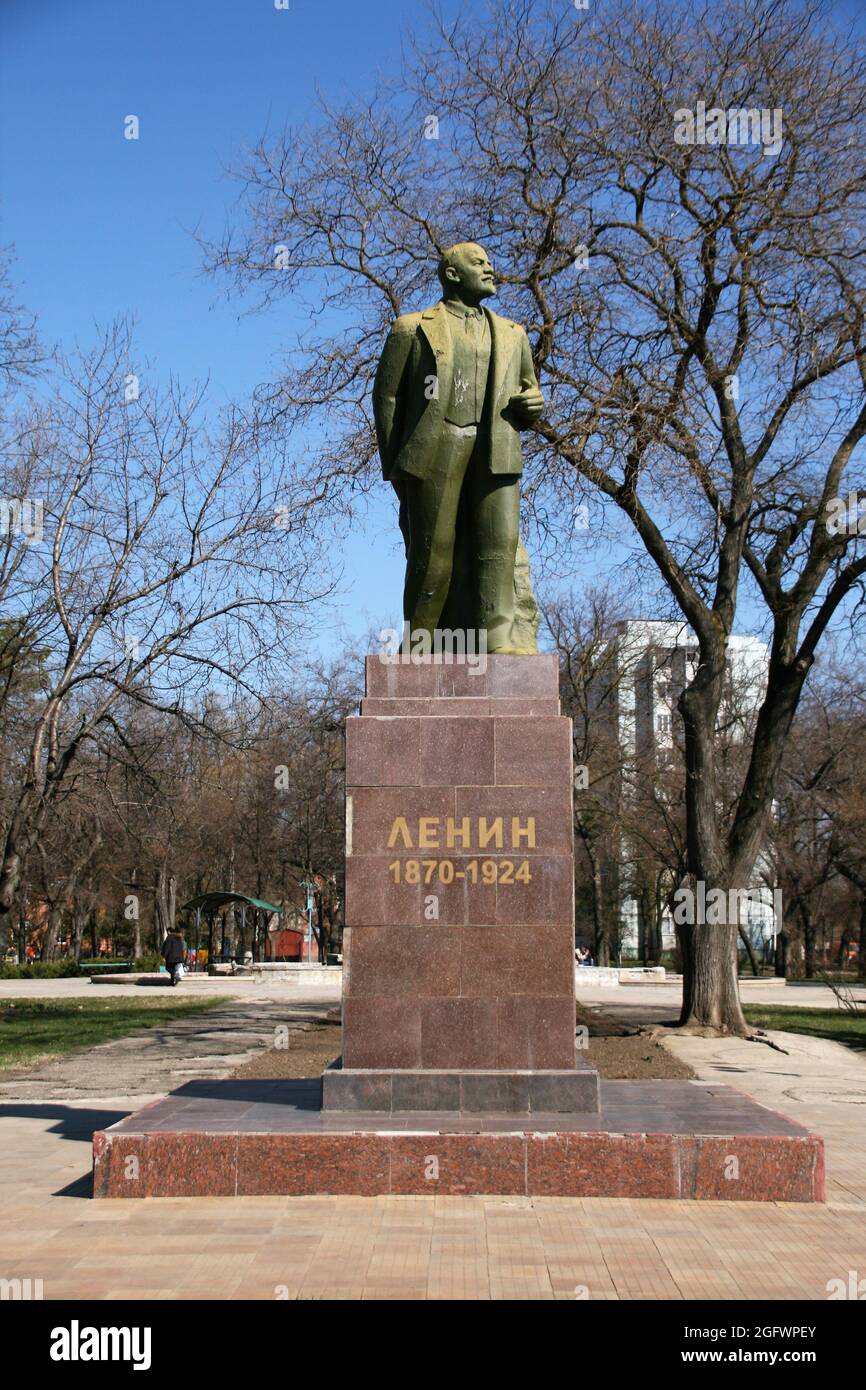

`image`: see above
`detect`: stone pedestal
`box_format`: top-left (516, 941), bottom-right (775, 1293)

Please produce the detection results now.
top-left (91, 661), bottom-right (826, 1202)
top-left (331, 652), bottom-right (597, 1114)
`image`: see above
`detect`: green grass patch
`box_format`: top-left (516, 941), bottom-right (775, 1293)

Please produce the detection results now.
top-left (0, 996), bottom-right (225, 1070)
top-left (744, 1004), bottom-right (866, 1053)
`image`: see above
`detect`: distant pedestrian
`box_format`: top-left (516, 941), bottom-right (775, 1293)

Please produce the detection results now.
top-left (162, 929), bottom-right (186, 986)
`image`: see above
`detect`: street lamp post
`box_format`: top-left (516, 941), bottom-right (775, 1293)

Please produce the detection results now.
top-left (301, 878), bottom-right (315, 962)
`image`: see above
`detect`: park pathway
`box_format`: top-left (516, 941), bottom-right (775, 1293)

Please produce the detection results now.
top-left (0, 998), bottom-right (328, 1103)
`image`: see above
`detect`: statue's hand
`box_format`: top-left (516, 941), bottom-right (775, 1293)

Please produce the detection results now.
top-left (509, 387), bottom-right (544, 423)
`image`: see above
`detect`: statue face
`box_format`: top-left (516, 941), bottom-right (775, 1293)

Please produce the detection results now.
top-left (445, 244), bottom-right (496, 302)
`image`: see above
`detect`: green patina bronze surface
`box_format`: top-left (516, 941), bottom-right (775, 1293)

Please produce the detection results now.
top-left (373, 243), bottom-right (543, 654)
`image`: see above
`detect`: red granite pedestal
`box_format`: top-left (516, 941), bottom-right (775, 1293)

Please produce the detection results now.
top-left (90, 655), bottom-right (825, 1202)
top-left (331, 652), bottom-right (595, 1113)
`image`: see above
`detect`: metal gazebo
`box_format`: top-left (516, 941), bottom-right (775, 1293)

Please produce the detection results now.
top-left (180, 892), bottom-right (284, 968)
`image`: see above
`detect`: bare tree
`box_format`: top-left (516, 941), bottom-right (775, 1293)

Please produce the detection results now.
top-left (204, 0), bottom-right (866, 1033)
top-left (0, 319), bottom-right (328, 951)
top-left (35, 810), bottom-right (103, 960)
top-left (0, 247), bottom-right (43, 393)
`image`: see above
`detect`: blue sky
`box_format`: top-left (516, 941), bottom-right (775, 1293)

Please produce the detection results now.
top-left (2, 0), bottom-right (862, 659)
top-left (0, 0), bottom-right (456, 395)
top-left (1, 0), bottom-right (460, 651)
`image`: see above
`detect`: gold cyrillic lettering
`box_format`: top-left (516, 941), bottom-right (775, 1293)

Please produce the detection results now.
top-left (387, 817), bottom-right (412, 849)
top-left (418, 817), bottom-right (440, 849)
top-left (479, 817), bottom-right (503, 849)
top-left (511, 816), bottom-right (536, 848)
top-left (446, 817), bottom-right (471, 848)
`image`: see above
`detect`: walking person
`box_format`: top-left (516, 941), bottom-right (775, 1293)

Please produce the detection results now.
top-left (162, 928), bottom-right (186, 986)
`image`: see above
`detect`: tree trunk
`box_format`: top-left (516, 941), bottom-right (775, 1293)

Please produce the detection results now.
top-left (576, 820), bottom-right (608, 964)
top-left (0, 908), bottom-right (12, 958)
top-left (802, 908), bottom-right (817, 979)
top-left (0, 839), bottom-right (27, 956)
top-left (650, 881), bottom-right (665, 965)
top-left (154, 863), bottom-right (176, 947)
top-left (738, 925), bottom-right (760, 978)
top-left (315, 893), bottom-right (325, 963)
top-left (224, 847), bottom-right (236, 954)
top-left (0, 784), bottom-right (56, 954)
top-left (594, 858), bottom-right (612, 966)
top-left (41, 902), bottom-right (64, 961)
top-left (679, 669), bottom-right (749, 1033)
top-left (72, 893), bottom-right (86, 961)
top-left (679, 917), bottom-right (747, 1034)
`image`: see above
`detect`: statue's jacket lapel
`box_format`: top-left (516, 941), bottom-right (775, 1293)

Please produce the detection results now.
top-left (486, 307), bottom-right (512, 424)
top-left (419, 302), bottom-right (454, 408)
top-left (392, 301), bottom-right (524, 480)
top-left (484, 308), bottom-right (525, 476)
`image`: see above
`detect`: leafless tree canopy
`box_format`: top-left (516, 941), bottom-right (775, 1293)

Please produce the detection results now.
top-left (0, 247), bottom-right (43, 392)
top-left (0, 310), bottom-right (333, 948)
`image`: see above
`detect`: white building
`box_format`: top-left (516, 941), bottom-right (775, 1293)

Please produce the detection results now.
top-left (602, 618), bottom-right (777, 960)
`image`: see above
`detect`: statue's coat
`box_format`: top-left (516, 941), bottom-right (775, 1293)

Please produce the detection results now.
top-left (373, 301), bottom-right (539, 482)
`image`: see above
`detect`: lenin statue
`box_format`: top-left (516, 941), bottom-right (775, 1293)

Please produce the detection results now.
top-left (372, 243), bottom-right (544, 655)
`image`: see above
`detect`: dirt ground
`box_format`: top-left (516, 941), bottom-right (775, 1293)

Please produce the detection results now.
top-left (231, 1018), bottom-right (343, 1079)
top-left (229, 1006), bottom-right (695, 1082)
top-left (575, 1002), bottom-right (694, 1079)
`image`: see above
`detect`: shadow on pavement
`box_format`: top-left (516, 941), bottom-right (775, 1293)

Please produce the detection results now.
top-left (0, 1101), bottom-right (131, 1136)
top-left (1, 1102), bottom-right (133, 1199)
top-left (161, 1078), bottom-right (321, 1108)
top-left (53, 1172), bottom-right (94, 1199)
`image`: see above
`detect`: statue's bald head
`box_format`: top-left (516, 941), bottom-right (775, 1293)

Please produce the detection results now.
top-left (437, 242), bottom-right (496, 304)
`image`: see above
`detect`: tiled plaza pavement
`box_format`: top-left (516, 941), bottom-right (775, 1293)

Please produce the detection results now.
top-left (0, 1086), bottom-right (864, 1299)
top-left (1, 986), bottom-right (864, 1300)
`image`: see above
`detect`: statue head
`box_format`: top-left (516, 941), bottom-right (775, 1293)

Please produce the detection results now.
top-left (437, 242), bottom-right (496, 306)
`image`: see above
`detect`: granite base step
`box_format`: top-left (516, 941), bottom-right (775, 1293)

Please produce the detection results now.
top-left (321, 1063), bottom-right (600, 1114)
top-left (91, 1078), bottom-right (825, 1202)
